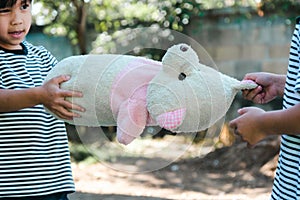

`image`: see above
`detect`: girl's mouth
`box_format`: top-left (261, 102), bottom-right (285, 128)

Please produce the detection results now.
top-left (9, 30), bottom-right (25, 39)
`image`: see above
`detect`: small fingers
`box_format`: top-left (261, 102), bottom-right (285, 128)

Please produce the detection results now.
top-left (72, 103), bottom-right (86, 113)
top-left (55, 106), bottom-right (81, 120)
top-left (233, 127), bottom-right (239, 136)
top-left (242, 86), bottom-right (263, 100)
top-left (56, 90), bottom-right (84, 119)
top-left (51, 75), bottom-right (71, 85)
top-left (229, 121), bottom-right (240, 138)
top-left (233, 127), bottom-right (253, 148)
top-left (244, 87), bottom-right (267, 104)
top-left (56, 113), bottom-right (73, 121)
top-left (231, 126), bottom-right (256, 149)
top-left (50, 97), bottom-right (85, 120)
top-left (51, 106), bottom-right (75, 120)
top-left (229, 119), bottom-right (237, 130)
top-left (61, 90), bottom-right (83, 98)
top-left (60, 99), bottom-right (85, 113)
top-left (60, 90), bottom-right (85, 112)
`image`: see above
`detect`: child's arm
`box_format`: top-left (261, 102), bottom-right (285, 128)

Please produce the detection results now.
top-left (0, 75), bottom-right (84, 120)
top-left (229, 72), bottom-right (290, 147)
top-left (229, 104), bottom-right (300, 147)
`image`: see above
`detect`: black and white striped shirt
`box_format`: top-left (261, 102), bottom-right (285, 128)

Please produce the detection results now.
top-left (0, 41), bottom-right (75, 197)
top-left (271, 17), bottom-right (300, 199)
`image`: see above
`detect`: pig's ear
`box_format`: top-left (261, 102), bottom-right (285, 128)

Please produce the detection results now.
top-left (156, 108), bottom-right (186, 131)
top-left (162, 44), bottom-right (199, 69)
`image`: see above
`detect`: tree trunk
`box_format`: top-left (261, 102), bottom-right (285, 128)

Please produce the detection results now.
top-left (72, 0), bottom-right (88, 55)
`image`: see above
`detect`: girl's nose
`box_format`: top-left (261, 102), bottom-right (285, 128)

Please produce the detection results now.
top-left (10, 11), bottom-right (23, 26)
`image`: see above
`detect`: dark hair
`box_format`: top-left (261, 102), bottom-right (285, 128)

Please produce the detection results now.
top-left (0, 0), bottom-right (32, 9)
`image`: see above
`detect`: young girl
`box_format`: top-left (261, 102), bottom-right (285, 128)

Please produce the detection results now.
top-left (0, 0), bottom-right (84, 199)
top-left (230, 16), bottom-right (300, 199)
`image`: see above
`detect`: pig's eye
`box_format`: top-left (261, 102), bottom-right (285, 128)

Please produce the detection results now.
top-left (180, 45), bottom-right (188, 52)
top-left (178, 72), bottom-right (186, 81)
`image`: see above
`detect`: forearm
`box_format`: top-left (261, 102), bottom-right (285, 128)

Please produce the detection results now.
top-left (0, 87), bottom-right (43, 112)
top-left (262, 103), bottom-right (300, 136)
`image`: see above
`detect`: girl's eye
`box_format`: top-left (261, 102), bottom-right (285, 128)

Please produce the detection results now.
top-left (0, 9), bottom-right (11, 14)
top-left (21, 4), bottom-right (29, 10)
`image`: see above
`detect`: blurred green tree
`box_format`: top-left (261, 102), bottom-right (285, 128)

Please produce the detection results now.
top-left (32, 0), bottom-right (89, 54)
top-left (258, 0), bottom-right (300, 19)
top-left (33, 0), bottom-right (205, 54)
top-left (32, 0), bottom-right (299, 54)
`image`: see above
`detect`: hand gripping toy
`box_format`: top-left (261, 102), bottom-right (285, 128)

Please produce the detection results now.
top-left (45, 43), bottom-right (257, 145)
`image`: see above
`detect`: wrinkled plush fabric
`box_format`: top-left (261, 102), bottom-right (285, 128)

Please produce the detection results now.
top-left (45, 54), bottom-right (162, 145)
top-left (146, 44), bottom-right (257, 133)
top-left (45, 44), bottom-right (257, 145)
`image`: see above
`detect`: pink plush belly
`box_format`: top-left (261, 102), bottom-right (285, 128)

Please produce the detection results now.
top-left (110, 57), bottom-right (162, 144)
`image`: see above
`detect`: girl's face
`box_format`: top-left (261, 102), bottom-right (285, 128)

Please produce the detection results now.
top-left (0, 0), bottom-right (32, 50)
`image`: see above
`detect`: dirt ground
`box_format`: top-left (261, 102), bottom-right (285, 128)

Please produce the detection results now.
top-left (68, 136), bottom-right (279, 200)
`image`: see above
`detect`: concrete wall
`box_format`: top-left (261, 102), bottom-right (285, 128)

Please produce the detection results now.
top-left (187, 16), bottom-right (293, 80)
top-left (27, 15), bottom-right (294, 78)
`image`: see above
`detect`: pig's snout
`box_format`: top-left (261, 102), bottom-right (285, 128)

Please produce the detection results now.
top-left (156, 108), bottom-right (186, 130)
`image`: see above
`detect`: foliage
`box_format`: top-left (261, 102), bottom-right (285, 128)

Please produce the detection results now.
top-left (33, 1), bottom-right (77, 43)
top-left (32, 0), bottom-right (88, 53)
top-left (32, 0), bottom-right (300, 54)
top-left (33, 0), bottom-right (204, 54)
top-left (200, 0), bottom-right (258, 9)
top-left (259, 0), bottom-right (300, 19)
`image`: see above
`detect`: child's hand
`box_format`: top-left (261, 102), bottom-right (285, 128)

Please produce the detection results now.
top-left (40, 75), bottom-right (85, 120)
top-left (242, 72), bottom-right (285, 104)
top-left (229, 107), bottom-right (268, 148)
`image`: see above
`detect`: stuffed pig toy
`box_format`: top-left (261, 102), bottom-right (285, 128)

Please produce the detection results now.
top-left (45, 43), bottom-right (257, 145)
